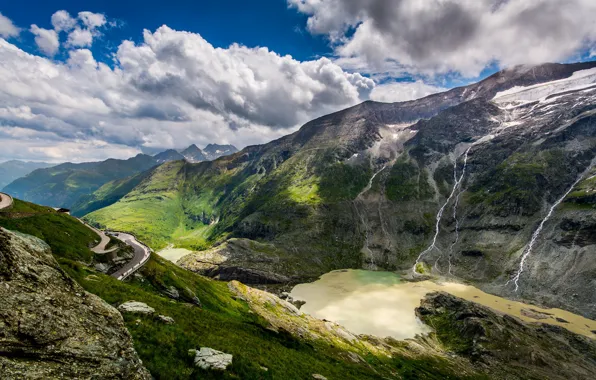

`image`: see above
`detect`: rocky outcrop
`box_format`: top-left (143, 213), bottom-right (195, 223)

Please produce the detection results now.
top-left (178, 239), bottom-right (292, 284)
top-left (416, 292), bottom-right (596, 380)
top-left (118, 301), bottom-right (155, 315)
top-left (190, 347), bottom-right (233, 370)
top-left (0, 228), bottom-right (150, 379)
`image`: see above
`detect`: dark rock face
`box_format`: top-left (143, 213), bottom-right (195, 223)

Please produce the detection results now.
top-left (0, 228), bottom-right (150, 379)
top-left (154, 149), bottom-right (185, 163)
top-left (416, 292), bottom-right (596, 380)
top-left (203, 144), bottom-right (239, 160)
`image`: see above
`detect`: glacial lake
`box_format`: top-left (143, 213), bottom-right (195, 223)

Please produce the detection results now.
top-left (156, 245), bottom-right (193, 263)
top-left (290, 269), bottom-right (596, 340)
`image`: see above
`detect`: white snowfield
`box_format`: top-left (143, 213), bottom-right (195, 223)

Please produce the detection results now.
top-left (493, 67), bottom-right (596, 104)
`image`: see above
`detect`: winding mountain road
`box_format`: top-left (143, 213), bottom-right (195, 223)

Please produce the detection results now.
top-left (79, 220), bottom-right (118, 254)
top-left (0, 192), bottom-right (14, 210)
top-left (110, 232), bottom-right (151, 281)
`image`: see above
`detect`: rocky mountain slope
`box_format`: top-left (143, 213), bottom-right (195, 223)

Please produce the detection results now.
top-left (0, 160), bottom-right (54, 190)
top-left (0, 228), bottom-right (150, 379)
top-left (85, 61), bottom-right (596, 319)
top-left (203, 143), bottom-right (239, 160)
top-left (180, 144), bottom-right (207, 162)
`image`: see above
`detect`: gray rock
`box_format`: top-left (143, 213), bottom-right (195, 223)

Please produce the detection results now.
top-left (163, 285), bottom-right (180, 299)
top-left (94, 262), bottom-right (110, 273)
top-left (158, 315), bottom-right (175, 324)
top-left (312, 374), bottom-right (327, 380)
top-left (0, 228), bottom-right (150, 379)
top-left (118, 301), bottom-right (155, 315)
top-left (190, 347), bottom-right (233, 370)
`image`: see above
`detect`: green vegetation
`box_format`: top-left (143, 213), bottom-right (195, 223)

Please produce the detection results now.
top-left (4, 154), bottom-right (157, 209)
top-left (71, 171), bottom-right (150, 216)
top-left (386, 158), bottom-right (434, 202)
top-left (2, 200), bottom-right (479, 379)
top-left (0, 199), bottom-right (98, 261)
top-left (469, 150), bottom-right (571, 216)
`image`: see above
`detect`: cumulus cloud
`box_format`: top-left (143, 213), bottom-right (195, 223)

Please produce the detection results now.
top-left (51, 10), bottom-right (76, 32)
top-left (0, 12), bottom-right (20, 38)
top-left (30, 25), bottom-right (60, 56)
top-left (66, 27), bottom-right (93, 47)
top-left (78, 11), bottom-right (107, 30)
top-left (370, 81), bottom-right (446, 103)
top-left (0, 26), bottom-right (373, 161)
top-left (289, 0), bottom-right (596, 77)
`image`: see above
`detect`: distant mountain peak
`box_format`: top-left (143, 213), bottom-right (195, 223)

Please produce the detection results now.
top-left (202, 144), bottom-right (238, 160)
top-left (154, 149), bottom-right (185, 163)
top-left (180, 144), bottom-right (206, 163)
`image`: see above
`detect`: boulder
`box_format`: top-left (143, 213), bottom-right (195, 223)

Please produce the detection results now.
top-left (312, 374), bottom-right (328, 380)
top-left (158, 315), bottom-right (175, 324)
top-left (0, 228), bottom-right (150, 379)
top-left (118, 301), bottom-right (155, 315)
top-left (190, 347), bottom-right (233, 370)
top-left (163, 285), bottom-right (180, 299)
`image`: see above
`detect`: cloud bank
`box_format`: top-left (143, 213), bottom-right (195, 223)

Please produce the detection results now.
top-left (289, 0), bottom-right (596, 77)
top-left (0, 12), bottom-right (374, 162)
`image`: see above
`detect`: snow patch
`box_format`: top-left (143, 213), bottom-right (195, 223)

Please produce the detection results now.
top-left (493, 67), bottom-right (596, 104)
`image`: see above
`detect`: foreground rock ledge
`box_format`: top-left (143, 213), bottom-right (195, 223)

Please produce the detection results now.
top-left (416, 291), bottom-right (596, 380)
top-left (0, 228), bottom-right (151, 379)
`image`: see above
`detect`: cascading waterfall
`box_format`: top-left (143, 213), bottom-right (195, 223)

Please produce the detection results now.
top-left (415, 147), bottom-right (472, 272)
top-left (447, 152), bottom-right (472, 275)
top-left (355, 164), bottom-right (388, 268)
top-left (507, 162), bottom-right (595, 292)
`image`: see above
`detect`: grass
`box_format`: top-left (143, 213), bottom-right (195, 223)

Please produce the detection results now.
top-left (0, 199), bottom-right (98, 261)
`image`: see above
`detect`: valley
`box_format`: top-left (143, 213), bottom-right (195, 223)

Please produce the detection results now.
top-left (2, 61), bottom-right (596, 379)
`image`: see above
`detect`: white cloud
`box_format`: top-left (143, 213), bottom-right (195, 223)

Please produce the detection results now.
top-left (51, 10), bottom-right (76, 32)
top-left (30, 25), bottom-right (60, 56)
top-left (370, 81), bottom-right (446, 103)
top-left (0, 12), bottom-right (20, 38)
top-left (78, 11), bottom-right (106, 30)
top-left (289, 0), bottom-right (596, 77)
top-left (0, 26), bottom-right (374, 162)
top-left (66, 28), bottom-right (93, 47)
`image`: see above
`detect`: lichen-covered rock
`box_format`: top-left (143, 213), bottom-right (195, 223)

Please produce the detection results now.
top-left (118, 301), bottom-right (155, 315)
top-left (190, 347), bottom-right (233, 370)
top-left (0, 228), bottom-right (151, 379)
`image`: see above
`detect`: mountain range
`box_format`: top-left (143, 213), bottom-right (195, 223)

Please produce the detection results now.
top-left (3, 143), bottom-right (238, 213)
top-left (83, 61), bottom-right (596, 320)
top-left (155, 144), bottom-right (238, 163)
top-left (3, 60), bottom-right (596, 379)
top-left (0, 160), bottom-right (54, 189)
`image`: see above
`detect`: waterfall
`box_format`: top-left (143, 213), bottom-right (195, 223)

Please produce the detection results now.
top-left (355, 165), bottom-right (388, 269)
top-left (415, 147), bottom-right (472, 272)
top-left (508, 163), bottom-right (594, 292)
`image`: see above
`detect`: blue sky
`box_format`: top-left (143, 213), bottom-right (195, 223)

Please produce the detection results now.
top-left (1, 0), bottom-right (596, 162)
top-left (2, 1), bottom-right (330, 65)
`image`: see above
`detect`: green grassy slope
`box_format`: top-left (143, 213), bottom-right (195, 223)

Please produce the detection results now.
top-left (0, 199), bottom-right (98, 261)
top-left (4, 154), bottom-right (158, 209)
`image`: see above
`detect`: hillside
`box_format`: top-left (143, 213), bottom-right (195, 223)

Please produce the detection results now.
top-left (4, 154), bottom-right (159, 210)
top-left (4, 198), bottom-right (596, 379)
top-left (85, 61), bottom-right (596, 319)
top-left (0, 160), bottom-right (54, 190)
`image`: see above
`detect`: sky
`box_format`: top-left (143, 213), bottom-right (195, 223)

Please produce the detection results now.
top-left (1, 0), bottom-right (596, 163)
